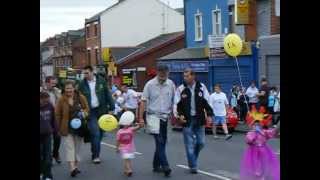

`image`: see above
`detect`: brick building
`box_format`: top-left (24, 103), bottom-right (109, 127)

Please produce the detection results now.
top-left (114, 31), bottom-right (185, 91)
top-left (51, 29), bottom-right (85, 77)
top-left (85, 14), bottom-right (102, 68)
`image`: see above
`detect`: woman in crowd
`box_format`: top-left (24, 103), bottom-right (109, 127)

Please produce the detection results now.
top-left (55, 80), bottom-right (89, 177)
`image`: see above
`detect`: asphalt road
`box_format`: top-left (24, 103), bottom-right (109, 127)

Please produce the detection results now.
top-left (52, 126), bottom-right (280, 180)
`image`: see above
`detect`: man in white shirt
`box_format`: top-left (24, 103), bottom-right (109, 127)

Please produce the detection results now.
top-left (246, 81), bottom-right (259, 109)
top-left (209, 84), bottom-right (232, 140)
top-left (121, 85), bottom-right (138, 118)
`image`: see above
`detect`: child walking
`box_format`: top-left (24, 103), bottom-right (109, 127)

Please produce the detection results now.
top-left (116, 111), bottom-right (143, 177)
top-left (40, 92), bottom-right (57, 180)
top-left (240, 106), bottom-right (280, 180)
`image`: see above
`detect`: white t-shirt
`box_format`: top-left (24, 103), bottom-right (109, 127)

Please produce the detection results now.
top-left (246, 86), bottom-right (259, 103)
top-left (209, 92), bottom-right (229, 116)
top-left (123, 89), bottom-right (138, 109)
top-left (88, 77), bottom-right (99, 108)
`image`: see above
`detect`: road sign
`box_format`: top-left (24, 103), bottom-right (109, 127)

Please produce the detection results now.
top-left (208, 35), bottom-right (227, 59)
top-left (59, 70), bottom-right (67, 78)
top-left (235, 0), bottom-right (250, 24)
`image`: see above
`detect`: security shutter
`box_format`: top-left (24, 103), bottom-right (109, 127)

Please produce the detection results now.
top-left (266, 55), bottom-right (280, 87)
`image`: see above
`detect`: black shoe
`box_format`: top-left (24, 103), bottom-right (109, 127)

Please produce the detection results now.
top-left (127, 172), bottom-right (133, 177)
top-left (225, 134), bottom-right (233, 141)
top-left (190, 168), bottom-right (198, 174)
top-left (75, 168), bottom-right (81, 174)
top-left (153, 167), bottom-right (163, 173)
top-left (70, 169), bottom-right (78, 177)
top-left (53, 156), bottom-right (61, 164)
top-left (163, 167), bottom-right (172, 177)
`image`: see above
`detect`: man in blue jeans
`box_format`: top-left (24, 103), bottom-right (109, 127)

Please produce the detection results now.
top-left (79, 65), bottom-right (115, 164)
top-left (175, 68), bottom-right (213, 174)
top-left (139, 64), bottom-right (176, 177)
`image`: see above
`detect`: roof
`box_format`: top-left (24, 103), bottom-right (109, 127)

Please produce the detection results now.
top-left (175, 8), bottom-right (184, 15)
top-left (159, 47), bottom-right (207, 60)
top-left (116, 31), bottom-right (184, 65)
top-left (86, 0), bottom-right (126, 24)
top-left (110, 47), bottom-right (143, 62)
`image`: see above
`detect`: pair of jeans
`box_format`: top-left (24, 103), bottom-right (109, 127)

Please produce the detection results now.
top-left (40, 134), bottom-right (52, 179)
top-left (88, 108), bottom-right (103, 159)
top-left (52, 133), bottom-right (61, 158)
top-left (183, 117), bottom-right (205, 169)
top-left (153, 120), bottom-right (169, 169)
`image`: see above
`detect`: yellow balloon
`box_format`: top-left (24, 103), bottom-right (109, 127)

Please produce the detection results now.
top-left (98, 114), bottom-right (118, 132)
top-left (224, 33), bottom-right (243, 57)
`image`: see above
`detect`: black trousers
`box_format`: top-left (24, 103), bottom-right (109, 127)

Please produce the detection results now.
top-left (52, 133), bottom-right (61, 158)
top-left (40, 134), bottom-right (52, 178)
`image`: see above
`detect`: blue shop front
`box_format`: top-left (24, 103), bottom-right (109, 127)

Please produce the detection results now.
top-left (158, 0), bottom-right (258, 94)
top-left (158, 46), bottom-right (258, 94)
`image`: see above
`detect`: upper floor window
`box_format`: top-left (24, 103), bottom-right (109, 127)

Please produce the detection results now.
top-left (94, 24), bottom-right (98, 36)
top-left (86, 26), bottom-right (90, 38)
top-left (212, 5), bottom-right (222, 35)
top-left (194, 10), bottom-right (203, 41)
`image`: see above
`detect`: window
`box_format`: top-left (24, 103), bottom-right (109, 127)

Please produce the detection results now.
top-left (194, 10), bottom-right (203, 41)
top-left (86, 26), bottom-right (90, 38)
top-left (212, 6), bottom-right (222, 35)
top-left (94, 24), bottom-right (98, 36)
top-left (95, 49), bottom-right (99, 64)
top-left (87, 50), bottom-right (91, 64)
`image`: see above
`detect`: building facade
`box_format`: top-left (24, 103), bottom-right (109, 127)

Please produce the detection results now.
top-left (99, 0), bottom-right (184, 47)
top-left (159, 0), bottom-right (259, 94)
top-left (85, 14), bottom-right (102, 68)
top-left (116, 31), bottom-right (185, 91)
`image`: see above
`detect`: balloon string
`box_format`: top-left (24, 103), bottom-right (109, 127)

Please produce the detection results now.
top-left (235, 56), bottom-right (250, 112)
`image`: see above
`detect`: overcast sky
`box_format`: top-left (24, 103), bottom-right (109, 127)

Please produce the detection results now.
top-left (40, 0), bottom-right (184, 42)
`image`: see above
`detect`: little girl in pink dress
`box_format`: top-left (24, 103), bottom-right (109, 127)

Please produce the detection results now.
top-left (116, 111), bottom-right (142, 177)
top-left (240, 107), bottom-right (280, 180)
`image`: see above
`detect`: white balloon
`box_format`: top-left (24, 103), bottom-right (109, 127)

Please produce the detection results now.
top-left (119, 111), bottom-right (135, 125)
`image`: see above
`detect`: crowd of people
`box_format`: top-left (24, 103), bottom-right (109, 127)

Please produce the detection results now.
top-left (40, 64), bottom-right (280, 180)
top-left (229, 79), bottom-right (280, 126)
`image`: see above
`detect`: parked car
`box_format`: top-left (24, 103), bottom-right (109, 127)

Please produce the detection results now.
top-left (171, 107), bottom-right (239, 133)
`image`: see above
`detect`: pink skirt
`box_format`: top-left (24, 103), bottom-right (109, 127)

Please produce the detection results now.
top-left (240, 145), bottom-right (280, 180)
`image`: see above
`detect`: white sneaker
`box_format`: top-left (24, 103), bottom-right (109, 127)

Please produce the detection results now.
top-left (213, 135), bottom-right (219, 139)
top-left (93, 158), bottom-right (101, 164)
top-left (45, 178), bottom-right (52, 180)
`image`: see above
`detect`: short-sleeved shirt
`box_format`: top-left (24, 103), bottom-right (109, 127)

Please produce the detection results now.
top-left (209, 92), bottom-right (229, 116)
top-left (116, 127), bottom-right (135, 153)
top-left (123, 89), bottom-right (138, 109)
top-left (141, 77), bottom-right (175, 119)
top-left (246, 86), bottom-right (259, 103)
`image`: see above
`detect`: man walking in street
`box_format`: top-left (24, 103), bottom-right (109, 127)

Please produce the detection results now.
top-left (246, 80), bottom-right (259, 110)
top-left (41, 76), bottom-right (62, 164)
top-left (79, 65), bottom-right (115, 164)
top-left (256, 78), bottom-right (270, 110)
top-left (138, 64), bottom-right (175, 177)
top-left (121, 84), bottom-right (139, 119)
top-left (209, 84), bottom-right (233, 140)
top-left (174, 68), bottom-right (213, 174)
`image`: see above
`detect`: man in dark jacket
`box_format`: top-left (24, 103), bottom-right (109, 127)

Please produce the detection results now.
top-left (78, 65), bottom-right (115, 164)
top-left (40, 92), bottom-right (57, 180)
top-left (174, 68), bottom-right (213, 174)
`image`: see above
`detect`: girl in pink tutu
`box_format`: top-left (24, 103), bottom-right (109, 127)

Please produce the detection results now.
top-left (240, 106), bottom-right (280, 180)
top-left (116, 111), bottom-right (143, 177)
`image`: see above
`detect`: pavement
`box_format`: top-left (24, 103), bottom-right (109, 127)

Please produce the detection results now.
top-left (52, 125), bottom-right (280, 180)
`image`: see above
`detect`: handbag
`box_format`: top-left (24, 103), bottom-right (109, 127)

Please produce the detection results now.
top-left (146, 114), bottom-right (160, 134)
top-left (68, 93), bottom-right (90, 141)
